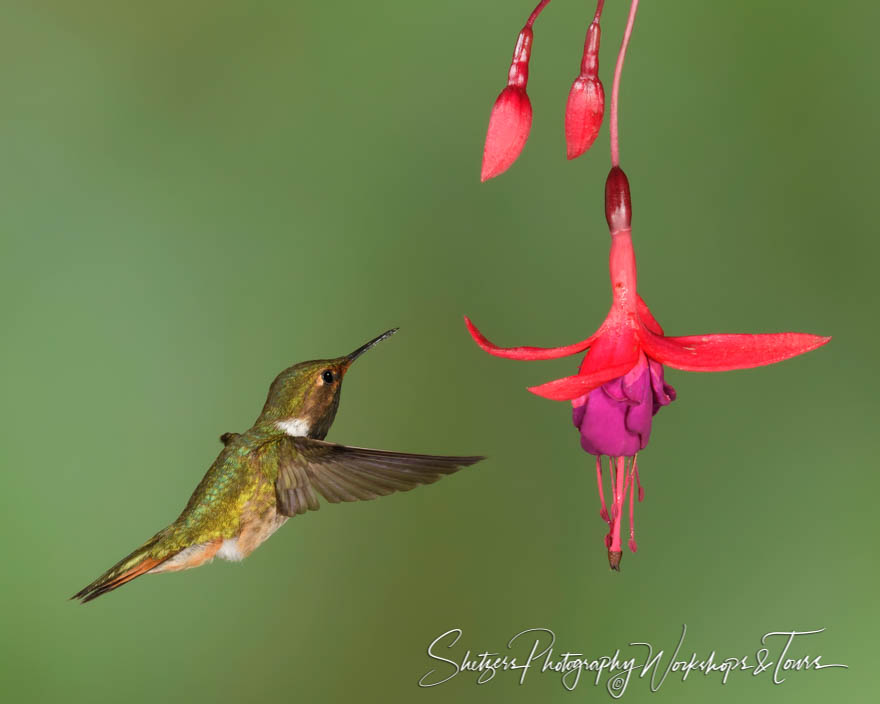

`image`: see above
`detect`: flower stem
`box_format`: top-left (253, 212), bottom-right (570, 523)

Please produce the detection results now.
top-left (609, 0), bottom-right (640, 168)
top-left (525, 0), bottom-right (552, 28)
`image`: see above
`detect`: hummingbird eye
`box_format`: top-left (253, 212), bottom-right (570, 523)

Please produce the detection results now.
top-left (321, 370), bottom-right (335, 384)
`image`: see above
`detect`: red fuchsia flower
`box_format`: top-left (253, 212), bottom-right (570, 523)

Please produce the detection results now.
top-left (468, 0), bottom-right (830, 570)
top-left (465, 167), bottom-right (829, 569)
top-left (481, 0), bottom-right (607, 181)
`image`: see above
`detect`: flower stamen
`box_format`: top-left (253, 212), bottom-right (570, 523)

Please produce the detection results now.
top-left (634, 458), bottom-right (644, 502)
top-left (627, 460), bottom-right (638, 553)
top-left (596, 456), bottom-right (611, 525)
top-left (608, 455), bottom-right (626, 570)
top-left (608, 455), bottom-right (617, 518)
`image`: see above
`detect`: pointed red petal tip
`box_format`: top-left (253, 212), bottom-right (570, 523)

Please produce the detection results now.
top-left (464, 316), bottom-right (596, 360)
top-left (640, 331), bottom-right (831, 372)
top-left (481, 86), bottom-right (533, 182)
top-left (565, 76), bottom-right (604, 160)
top-left (605, 167), bottom-right (632, 232)
top-left (565, 20), bottom-right (603, 160)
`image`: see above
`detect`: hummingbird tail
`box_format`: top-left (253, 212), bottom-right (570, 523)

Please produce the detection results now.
top-left (71, 533), bottom-right (167, 604)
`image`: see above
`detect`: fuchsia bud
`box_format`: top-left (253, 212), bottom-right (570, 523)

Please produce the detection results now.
top-left (481, 27), bottom-right (535, 182)
top-left (604, 166), bottom-right (632, 232)
top-left (481, 84), bottom-right (533, 182)
top-left (565, 20), bottom-right (604, 160)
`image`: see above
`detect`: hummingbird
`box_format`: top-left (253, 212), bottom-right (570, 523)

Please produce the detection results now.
top-left (73, 329), bottom-right (483, 603)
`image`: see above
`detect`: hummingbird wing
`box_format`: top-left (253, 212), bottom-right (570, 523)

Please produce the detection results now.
top-left (274, 437), bottom-right (484, 517)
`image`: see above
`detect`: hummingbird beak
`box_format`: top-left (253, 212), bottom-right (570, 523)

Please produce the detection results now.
top-left (345, 328), bottom-right (399, 365)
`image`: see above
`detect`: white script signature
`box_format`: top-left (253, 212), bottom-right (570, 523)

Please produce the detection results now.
top-left (418, 625), bottom-right (847, 697)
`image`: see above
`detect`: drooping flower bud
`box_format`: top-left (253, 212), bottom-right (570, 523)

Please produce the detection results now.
top-left (481, 28), bottom-right (534, 182)
top-left (565, 20), bottom-right (604, 160)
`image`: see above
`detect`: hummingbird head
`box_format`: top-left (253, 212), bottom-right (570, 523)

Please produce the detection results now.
top-left (258, 328), bottom-right (398, 440)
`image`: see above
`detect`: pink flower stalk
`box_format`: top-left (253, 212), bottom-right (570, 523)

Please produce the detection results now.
top-left (467, 0), bottom-right (830, 569)
top-left (565, 2), bottom-right (605, 159)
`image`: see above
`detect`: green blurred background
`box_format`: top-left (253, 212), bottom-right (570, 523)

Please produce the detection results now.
top-left (1, 1), bottom-right (875, 702)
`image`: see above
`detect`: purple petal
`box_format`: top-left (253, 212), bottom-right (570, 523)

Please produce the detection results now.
top-left (572, 353), bottom-right (676, 457)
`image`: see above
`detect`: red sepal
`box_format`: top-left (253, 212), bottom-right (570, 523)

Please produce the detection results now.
top-left (640, 331), bottom-right (831, 372)
top-left (465, 316), bottom-right (596, 360)
top-left (636, 294), bottom-right (663, 335)
top-left (527, 359), bottom-right (637, 401)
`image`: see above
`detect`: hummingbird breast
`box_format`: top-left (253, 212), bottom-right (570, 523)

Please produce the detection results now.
top-left (149, 500), bottom-right (288, 574)
top-left (150, 451), bottom-right (290, 573)
top-left (224, 467), bottom-right (290, 558)
top-left (217, 508), bottom-right (288, 561)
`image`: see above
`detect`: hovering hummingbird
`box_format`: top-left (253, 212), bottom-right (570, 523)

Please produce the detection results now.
top-left (73, 329), bottom-right (483, 603)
